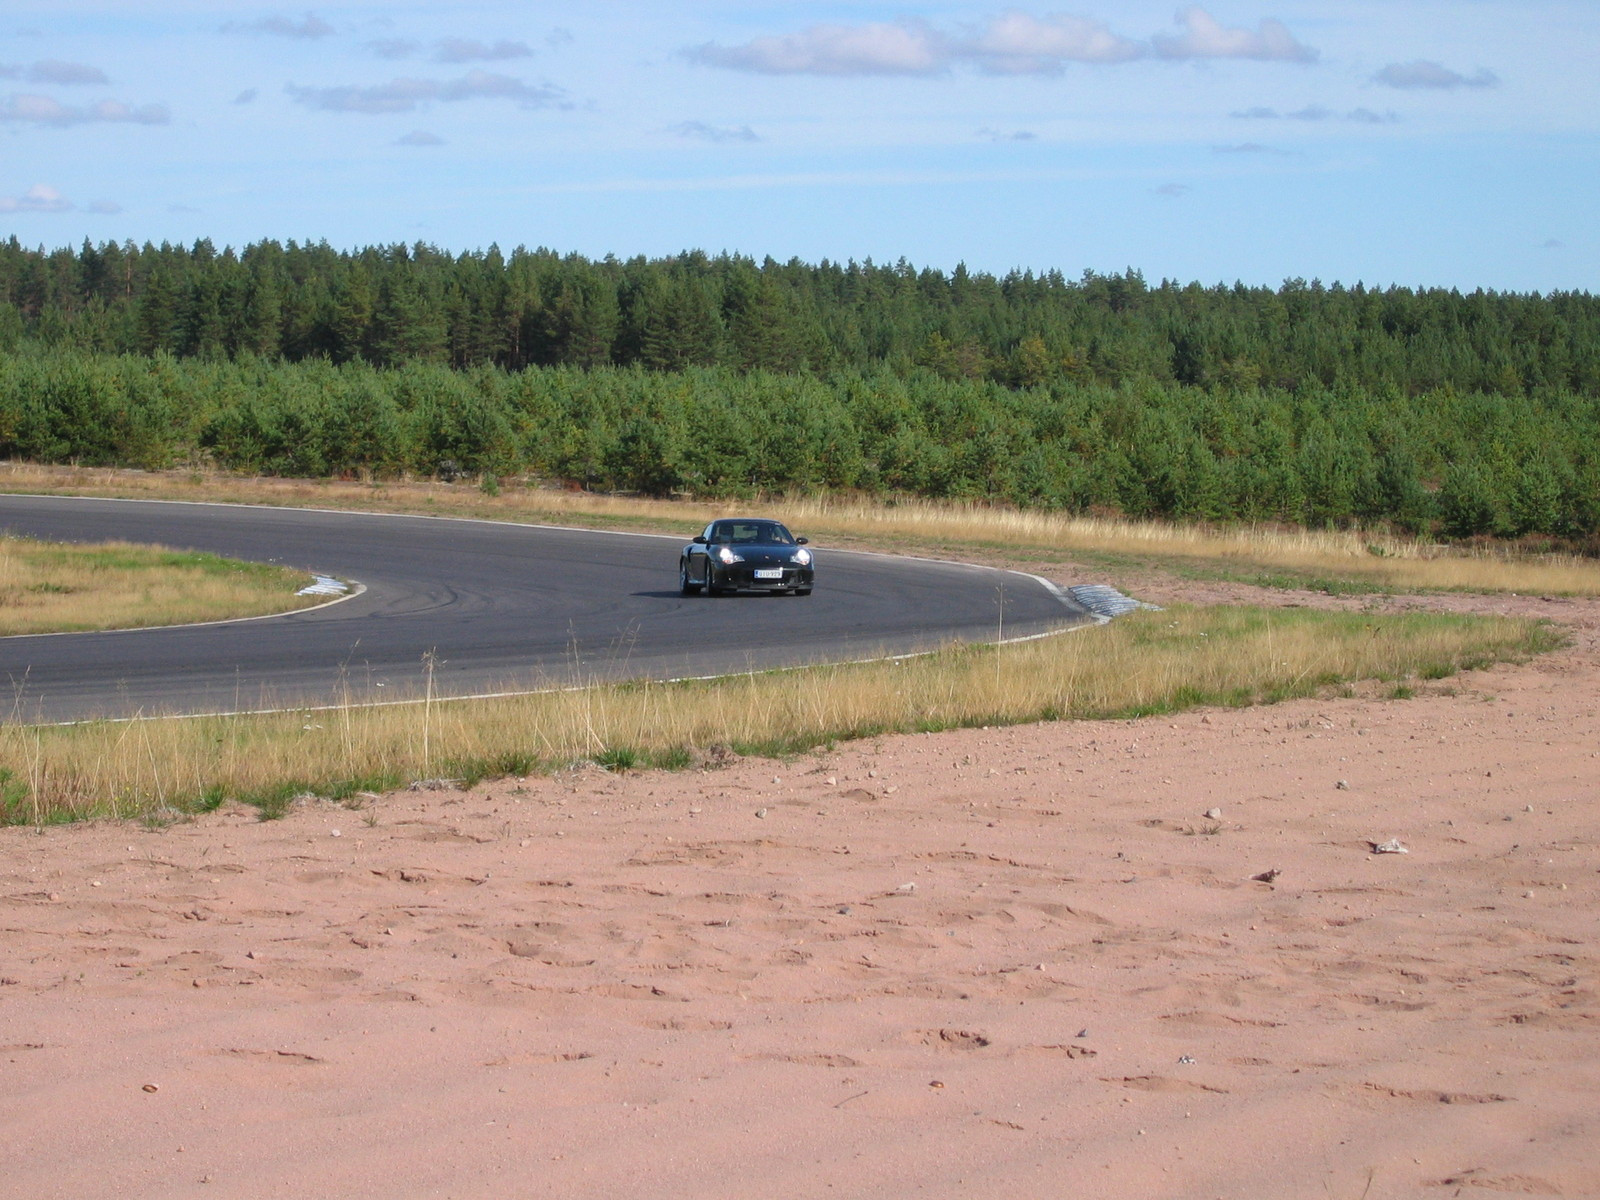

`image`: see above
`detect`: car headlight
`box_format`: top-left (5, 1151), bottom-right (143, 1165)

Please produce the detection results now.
top-left (792, 548), bottom-right (812, 566)
top-left (716, 546), bottom-right (742, 565)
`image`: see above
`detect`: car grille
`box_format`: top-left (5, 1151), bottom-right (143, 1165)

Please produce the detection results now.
top-left (729, 566), bottom-right (805, 586)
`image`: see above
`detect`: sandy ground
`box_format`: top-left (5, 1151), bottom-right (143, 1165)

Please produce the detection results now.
top-left (3, 579), bottom-right (1598, 1200)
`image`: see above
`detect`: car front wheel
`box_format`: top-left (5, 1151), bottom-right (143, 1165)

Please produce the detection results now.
top-left (679, 559), bottom-right (701, 595)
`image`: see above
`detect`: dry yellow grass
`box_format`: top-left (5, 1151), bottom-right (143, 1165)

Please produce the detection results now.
top-left (0, 534), bottom-right (320, 635)
top-left (766, 496), bottom-right (1600, 594)
top-left (0, 604), bottom-right (1556, 824)
top-left (3, 460), bottom-right (1596, 596)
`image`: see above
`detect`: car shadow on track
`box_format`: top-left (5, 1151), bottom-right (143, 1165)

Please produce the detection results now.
top-left (632, 590), bottom-right (803, 599)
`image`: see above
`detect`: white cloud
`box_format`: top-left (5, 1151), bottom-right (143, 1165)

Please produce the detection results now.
top-left (396, 129), bottom-right (444, 146)
top-left (1155, 182), bottom-right (1191, 197)
top-left (671, 120), bottom-right (760, 143)
top-left (1153, 7), bottom-right (1317, 63)
top-left (88, 199), bottom-right (122, 214)
top-left (367, 38), bottom-right (419, 60)
top-left (687, 20), bottom-right (948, 76)
top-left (434, 39), bottom-right (532, 64)
top-left (370, 37), bottom-right (535, 63)
top-left (0, 94), bottom-right (170, 126)
top-left (226, 13), bottom-right (335, 39)
top-left (691, 8), bottom-right (1315, 78)
top-left (963, 12), bottom-right (1143, 74)
top-left (286, 71), bottom-right (565, 114)
top-left (976, 127), bottom-right (1038, 141)
top-left (86, 99), bottom-right (170, 124)
top-left (0, 184), bottom-right (73, 213)
top-left (233, 88), bottom-right (258, 105)
top-left (26, 60), bottom-right (109, 85)
top-left (1373, 60), bottom-right (1497, 90)
top-left (1231, 104), bottom-right (1400, 124)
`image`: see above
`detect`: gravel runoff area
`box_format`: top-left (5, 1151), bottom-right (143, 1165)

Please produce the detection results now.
top-left (2, 578), bottom-right (1597, 1199)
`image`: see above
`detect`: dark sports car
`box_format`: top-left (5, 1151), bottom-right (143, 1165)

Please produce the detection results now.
top-left (679, 518), bottom-right (814, 596)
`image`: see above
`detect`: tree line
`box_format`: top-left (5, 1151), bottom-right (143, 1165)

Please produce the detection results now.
top-left (2, 348), bottom-right (1596, 540)
top-left (1, 237), bottom-right (1597, 399)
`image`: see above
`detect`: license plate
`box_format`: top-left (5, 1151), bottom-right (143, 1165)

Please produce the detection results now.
top-left (753, 568), bottom-right (784, 580)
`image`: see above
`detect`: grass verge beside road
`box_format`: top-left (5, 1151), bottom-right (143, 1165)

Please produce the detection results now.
top-left (0, 534), bottom-right (320, 636)
top-left (0, 605), bottom-right (1558, 825)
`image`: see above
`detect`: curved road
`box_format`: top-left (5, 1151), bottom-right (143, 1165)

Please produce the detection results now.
top-left (0, 495), bottom-right (1090, 722)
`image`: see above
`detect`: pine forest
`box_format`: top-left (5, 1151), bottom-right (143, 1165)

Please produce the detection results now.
top-left (1, 236), bottom-right (1597, 542)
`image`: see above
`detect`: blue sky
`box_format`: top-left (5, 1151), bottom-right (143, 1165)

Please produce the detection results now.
top-left (2, 1), bottom-right (1594, 290)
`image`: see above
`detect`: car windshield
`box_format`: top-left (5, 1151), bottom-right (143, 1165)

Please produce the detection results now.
top-left (709, 520), bottom-right (794, 546)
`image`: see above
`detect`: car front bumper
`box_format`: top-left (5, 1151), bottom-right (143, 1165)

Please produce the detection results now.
top-left (713, 564), bottom-right (814, 590)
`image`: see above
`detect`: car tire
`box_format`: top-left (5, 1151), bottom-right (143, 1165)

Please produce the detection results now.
top-left (679, 560), bottom-right (701, 595)
top-left (705, 567), bottom-right (726, 596)
top-left (794, 587), bottom-right (812, 596)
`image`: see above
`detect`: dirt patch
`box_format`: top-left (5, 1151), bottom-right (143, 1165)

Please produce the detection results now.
top-left (3, 585), bottom-right (1597, 1199)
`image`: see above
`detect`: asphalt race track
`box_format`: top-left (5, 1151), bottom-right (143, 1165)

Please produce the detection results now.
top-left (0, 495), bottom-right (1092, 723)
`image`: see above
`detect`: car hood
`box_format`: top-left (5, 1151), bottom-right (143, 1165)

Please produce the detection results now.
top-left (733, 545), bottom-right (803, 560)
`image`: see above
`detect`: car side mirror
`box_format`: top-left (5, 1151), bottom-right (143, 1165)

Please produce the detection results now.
top-left (692, 535), bottom-right (707, 544)
top-left (796, 537), bottom-right (808, 545)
